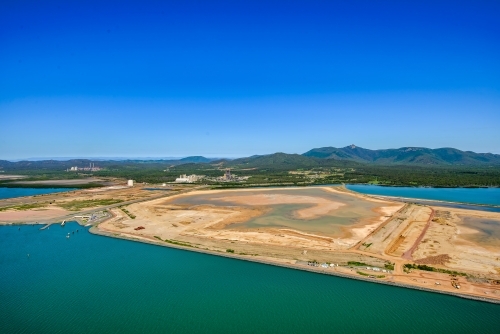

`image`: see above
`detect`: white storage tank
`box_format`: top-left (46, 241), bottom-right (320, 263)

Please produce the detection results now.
top-left (127, 180), bottom-right (134, 187)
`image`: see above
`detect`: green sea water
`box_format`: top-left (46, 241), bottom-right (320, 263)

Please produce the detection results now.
top-left (1, 223), bottom-right (499, 333)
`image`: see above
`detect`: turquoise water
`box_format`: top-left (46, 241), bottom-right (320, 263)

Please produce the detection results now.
top-left (1, 223), bottom-right (499, 333)
top-left (347, 185), bottom-right (500, 206)
top-left (0, 187), bottom-right (75, 200)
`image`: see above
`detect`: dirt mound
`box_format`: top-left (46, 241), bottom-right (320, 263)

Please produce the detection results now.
top-left (414, 254), bottom-right (451, 265)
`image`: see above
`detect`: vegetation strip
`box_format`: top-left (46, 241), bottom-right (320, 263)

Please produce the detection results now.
top-left (59, 199), bottom-right (123, 211)
top-left (0, 202), bottom-right (48, 212)
top-left (404, 264), bottom-right (468, 276)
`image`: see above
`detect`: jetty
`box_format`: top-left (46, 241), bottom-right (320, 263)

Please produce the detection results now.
top-left (40, 223), bottom-right (51, 230)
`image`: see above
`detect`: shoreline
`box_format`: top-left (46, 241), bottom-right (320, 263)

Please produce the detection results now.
top-left (344, 186), bottom-right (500, 209)
top-left (91, 185), bottom-right (500, 304)
top-left (89, 224), bottom-right (500, 305)
top-left (369, 195), bottom-right (500, 208)
top-left (2, 185), bottom-right (500, 304)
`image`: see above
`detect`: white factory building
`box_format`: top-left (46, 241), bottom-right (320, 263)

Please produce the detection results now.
top-left (175, 174), bottom-right (202, 183)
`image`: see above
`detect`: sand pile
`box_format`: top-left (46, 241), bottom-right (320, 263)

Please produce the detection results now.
top-left (415, 254), bottom-right (451, 265)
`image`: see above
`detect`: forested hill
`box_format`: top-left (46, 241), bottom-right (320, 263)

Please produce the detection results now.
top-left (1, 147), bottom-right (499, 172)
top-left (302, 145), bottom-right (500, 165)
top-left (1, 150), bottom-right (500, 187)
top-left (223, 153), bottom-right (359, 170)
top-left (0, 156), bottom-right (215, 171)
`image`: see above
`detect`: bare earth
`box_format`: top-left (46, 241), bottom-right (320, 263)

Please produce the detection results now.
top-left (101, 187), bottom-right (402, 250)
top-left (213, 193), bottom-right (345, 219)
top-left (0, 207), bottom-right (70, 221)
top-left (0, 175), bottom-right (27, 180)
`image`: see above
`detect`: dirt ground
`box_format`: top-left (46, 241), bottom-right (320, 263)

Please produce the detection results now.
top-left (412, 206), bottom-right (500, 276)
top-left (0, 175), bottom-right (26, 180)
top-left (213, 193), bottom-right (345, 219)
top-left (0, 207), bottom-right (70, 221)
top-left (99, 187), bottom-right (403, 251)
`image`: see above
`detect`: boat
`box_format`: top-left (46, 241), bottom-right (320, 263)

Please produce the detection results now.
top-left (61, 220), bottom-right (66, 226)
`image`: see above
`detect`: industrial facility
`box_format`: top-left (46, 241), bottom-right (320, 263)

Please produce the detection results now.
top-left (204, 169), bottom-right (250, 183)
top-left (67, 163), bottom-right (101, 172)
top-left (175, 174), bottom-right (204, 183)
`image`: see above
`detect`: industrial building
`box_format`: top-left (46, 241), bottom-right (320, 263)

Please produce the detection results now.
top-left (68, 163), bottom-right (101, 172)
top-left (175, 174), bottom-right (203, 183)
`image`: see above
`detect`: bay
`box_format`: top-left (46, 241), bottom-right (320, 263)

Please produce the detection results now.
top-left (1, 223), bottom-right (499, 333)
top-left (347, 184), bottom-right (500, 206)
top-left (0, 187), bottom-right (76, 200)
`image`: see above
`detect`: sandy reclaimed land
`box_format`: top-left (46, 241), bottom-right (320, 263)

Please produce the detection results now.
top-left (0, 175), bottom-right (26, 180)
top-left (213, 193), bottom-right (345, 219)
top-left (412, 206), bottom-right (500, 276)
top-left (0, 207), bottom-right (70, 222)
top-left (98, 186), bottom-right (403, 251)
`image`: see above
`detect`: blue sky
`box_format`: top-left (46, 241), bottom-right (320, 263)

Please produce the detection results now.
top-left (1, 0), bottom-right (499, 159)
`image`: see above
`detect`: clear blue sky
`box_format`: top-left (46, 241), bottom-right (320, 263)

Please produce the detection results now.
top-left (1, 0), bottom-right (499, 159)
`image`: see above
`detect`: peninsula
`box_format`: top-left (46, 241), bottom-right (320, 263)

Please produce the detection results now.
top-left (1, 182), bottom-right (499, 303)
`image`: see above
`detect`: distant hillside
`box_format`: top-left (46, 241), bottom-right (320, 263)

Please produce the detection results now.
top-left (227, 153), bottom-right (320, 170)
top-left (223, 153), bottom-right (361, 170)
top-left (0, 159), bottom-right (98, 170)
top-left (178, 156), bottom-right (214, 163)
top-left (1, 147), bottom-right (499, 174)
top-left (0, 156), bottom-right (215, 171)
top-left (303, 145), bottom-right (500, 165)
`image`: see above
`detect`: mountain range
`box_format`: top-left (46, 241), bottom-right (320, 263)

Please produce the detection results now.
top-left (1, 146), bottom-right (499, 170)
top-left (220, 145), bottom-right (500, 169)
top-left (301, 145), bottom-right (500, 165)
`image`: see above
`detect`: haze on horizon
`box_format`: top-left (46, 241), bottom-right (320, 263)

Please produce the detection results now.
top-left (1, 1), bottom-right (499, 160)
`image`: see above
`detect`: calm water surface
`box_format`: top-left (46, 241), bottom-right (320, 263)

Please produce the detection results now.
top-left (347, 185), bottom-right (500, 206)
top-left (1, 223), bottom-right (499, 333)
top-left (0, 187), bottom-right (76, 200)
